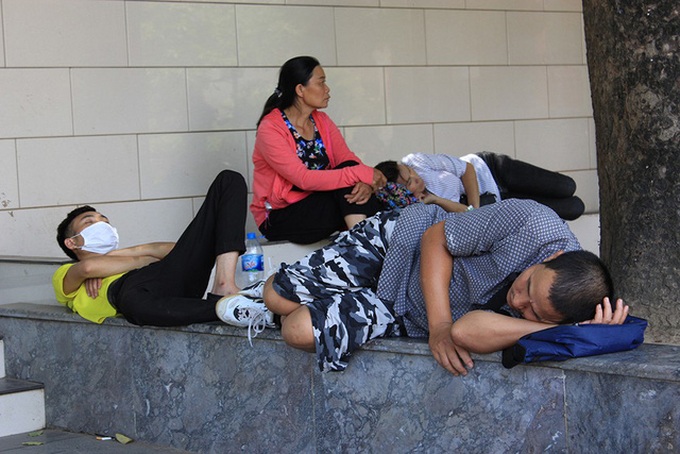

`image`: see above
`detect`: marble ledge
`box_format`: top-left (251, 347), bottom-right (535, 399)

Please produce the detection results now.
top-left (1, 302), bottom-right (678, 383)
top-left (0, 255), bottom-right (68, 265)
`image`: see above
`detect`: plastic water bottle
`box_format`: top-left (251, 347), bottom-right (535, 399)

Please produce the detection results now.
top-left (241, 232), bottom-right (264, 285)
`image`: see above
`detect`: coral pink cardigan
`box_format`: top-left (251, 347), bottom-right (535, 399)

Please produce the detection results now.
top-left (250, 109), bottom-right (374, 226)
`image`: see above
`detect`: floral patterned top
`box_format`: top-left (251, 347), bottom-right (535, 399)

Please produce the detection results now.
top-left (281, 111), bottom-right (330, 170)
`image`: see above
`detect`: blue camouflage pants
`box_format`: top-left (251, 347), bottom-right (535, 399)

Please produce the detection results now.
top-left (272, 210), bottom-right (403, 371)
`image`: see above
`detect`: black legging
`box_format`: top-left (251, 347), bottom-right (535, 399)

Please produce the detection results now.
top-left (109, 170), bottom-right (247, 326)
top-left (477, 152), bottom-right (585, 221)
top-left (259, 161), bottom-right (381, 244)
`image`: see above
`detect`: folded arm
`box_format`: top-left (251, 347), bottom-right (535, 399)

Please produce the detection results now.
top-left (62, 243), bottom-right (173, 295)
top-left (451, 311), bottom-right (554, 353)
top-left (452, 296), bottom-right (630, 353)
top-left (256, 119), bottom-right (374, 191)
top-left (107, 242), bottom-right (174, 260)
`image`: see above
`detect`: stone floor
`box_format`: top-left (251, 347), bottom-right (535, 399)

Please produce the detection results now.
top-left (0, 430), bottom-right (192, 453)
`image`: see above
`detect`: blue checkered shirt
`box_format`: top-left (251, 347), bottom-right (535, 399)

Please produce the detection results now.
top-left (377, 199), bottom-right (581, 337)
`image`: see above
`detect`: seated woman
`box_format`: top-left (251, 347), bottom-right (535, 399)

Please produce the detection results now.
top-left (251, 56), bottom-right (386, 244)
top-left (376, 152), bottom-right (585, 220)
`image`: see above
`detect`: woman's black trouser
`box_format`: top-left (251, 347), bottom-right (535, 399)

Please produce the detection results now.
top-left (259, 161), bottom-right (381, 244)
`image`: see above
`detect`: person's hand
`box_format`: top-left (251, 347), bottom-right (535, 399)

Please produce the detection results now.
top-left (580, 297), bottom-right (629, 325)
top-left (372, 168), bottom-right (387, 190)
top-left (421, 193), bottom-right (469, 212)
top-left (420, 192), bottom-right (437, 204)
top-left (428, 322), bottom-right (474, 376)
top-left (345, 182), bottom-right (373, 205)
top-left (85, 277), bottom-right (103, 298)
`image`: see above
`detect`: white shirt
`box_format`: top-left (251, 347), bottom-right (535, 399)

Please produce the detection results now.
top-left (401, 152), bottom-right (501, 203)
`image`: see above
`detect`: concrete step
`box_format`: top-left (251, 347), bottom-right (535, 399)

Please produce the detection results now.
top-left (1, 302), bottom-right (677, 453)
top-left (0, 338), bottom-right (46, 438)
top-left (0, 339), bottom-right (4, 378)
top-left (0, 377), bottom-right (45, 438)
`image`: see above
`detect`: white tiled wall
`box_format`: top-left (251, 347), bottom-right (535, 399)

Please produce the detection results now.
top-left (3, 0), bottom-right (128, 67)
top-left (127, 2), bottom-right (238, 67)
top-left (0, 140), bottom-right (18, 210)
top-left (17, 136), bottom-right (140, 207)
top-left (425, 10), bottom-right (507, 65)
top-left (470, 66), bottom-right (549, 120)
top-left (187, 68), bottom-right (277, 130)
top-left (507, 12), bottom-right (583, 64)
top-left (71, 68), bottom-right (189, 135)
top-left (335, 8), bottom-right (426, 66)
top-left (0, 69), bottom-right (73, 138)
top-left (0, 0), bottom-right (598, 258)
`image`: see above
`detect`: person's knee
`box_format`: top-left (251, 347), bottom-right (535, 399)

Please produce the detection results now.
top-left (264, 274), bottom-right (301, 316)
top-left (263, 274), bottom-right (283, 310)
top-left (561, 196), bottom-right (585, 221)
top-left (563, 176), bottom-right (577, 196)
top-left (217, 169), bottom-right (247, 192)
top-left (281, 307), bottom-right (315, 352)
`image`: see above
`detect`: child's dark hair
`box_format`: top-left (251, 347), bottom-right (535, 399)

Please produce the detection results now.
top-left (375, 160), bottom-right (401, 183)
top-left (56, 205), bottom-right (96, 261)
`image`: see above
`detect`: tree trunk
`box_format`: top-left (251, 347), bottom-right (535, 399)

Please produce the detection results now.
top-left (582, 1), bottom-right (680, 343)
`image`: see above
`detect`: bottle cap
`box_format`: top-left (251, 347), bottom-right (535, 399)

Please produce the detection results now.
top-left (247, 232), bottom-right (257, 240)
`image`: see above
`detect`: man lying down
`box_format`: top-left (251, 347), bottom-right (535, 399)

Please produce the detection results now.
top-left (227, 199), bottom-right (629, 374)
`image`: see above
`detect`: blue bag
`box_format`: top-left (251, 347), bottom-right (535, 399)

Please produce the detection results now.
top-left (502, 315), bottom-right (647, 369)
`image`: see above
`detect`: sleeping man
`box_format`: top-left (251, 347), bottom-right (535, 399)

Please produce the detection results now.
top-left (52, 170), bottom-right (270, 328)
top-left (255, 199), bottom-right (627, 373)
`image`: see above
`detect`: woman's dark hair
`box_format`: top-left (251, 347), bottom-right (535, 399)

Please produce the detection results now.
top-left (256, 56), bottom-right (321, 127)
top-left (56, 205), bottom-right (96, 261)
top-left (375, 160), bottom-right (401, 183)
top-left (544, 250), bottom-right (615, 323)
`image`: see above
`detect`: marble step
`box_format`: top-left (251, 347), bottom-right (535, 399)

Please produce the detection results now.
top-left (0, 338), bottom-right (4, 378)
top-left (0, 377), bottom-right (46, 437)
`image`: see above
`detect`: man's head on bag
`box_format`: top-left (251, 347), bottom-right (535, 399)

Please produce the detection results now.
top-left (507, 250), bottom-right (614, 325)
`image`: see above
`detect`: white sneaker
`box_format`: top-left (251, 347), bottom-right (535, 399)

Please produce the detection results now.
top-left (215, 294), bottom-right (275, 346)
top-left (239, 279), bottom-right (266, 299)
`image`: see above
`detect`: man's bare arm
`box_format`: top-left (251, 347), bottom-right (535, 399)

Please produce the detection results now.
top-left (62, 254), bottom-right (160, 295)
top-left (460, 162), bottom-right (480, 208)
top-left (451, 311), bottom-right (554, 353)
top-left (452, 298), bottom-right (630, 354)
top-left (420, 193), bottom-right (468, 213)
top-left (420, 221), bottom-right (473, 375)
top-left (107, 242), bottom-right (175, 260)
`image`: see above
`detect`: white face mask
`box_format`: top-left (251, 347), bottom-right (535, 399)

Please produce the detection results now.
top-left (73, 221), bottom-right (119, 254)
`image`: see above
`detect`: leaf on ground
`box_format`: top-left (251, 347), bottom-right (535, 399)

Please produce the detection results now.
top-left (28, 431), bottom-right (44, 437)
top-left (115, 433), bottom-right (134, 444)
top-left (22, 442), bottom-right (44, 446)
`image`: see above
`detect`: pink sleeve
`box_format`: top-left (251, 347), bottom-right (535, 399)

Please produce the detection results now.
top-left (256, 113), bottom-right (374, 191)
